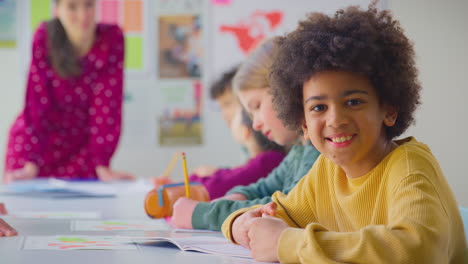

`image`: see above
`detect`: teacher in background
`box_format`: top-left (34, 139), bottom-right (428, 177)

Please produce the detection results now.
top-left (3, 0), bottom-right (134, 182)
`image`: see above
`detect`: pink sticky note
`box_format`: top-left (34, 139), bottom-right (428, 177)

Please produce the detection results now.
top-left (99, 0), bottom-right (120, 25)
top-left (212, 0), bottom-right (232, 5)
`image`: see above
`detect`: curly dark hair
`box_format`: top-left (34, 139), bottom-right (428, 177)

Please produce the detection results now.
top-left (209, 65), bottom-right (239, 100)
top-left (270, 5), bottom-right (421, 140)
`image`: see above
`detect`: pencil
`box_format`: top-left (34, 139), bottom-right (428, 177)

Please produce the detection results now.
top-left (181, 152), bottom-right (191, 198)
top-left (162, 152), bottom-right (181, 179)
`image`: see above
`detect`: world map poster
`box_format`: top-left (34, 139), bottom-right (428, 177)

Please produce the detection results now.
top-left (211, 0), bottom-right (387, 78)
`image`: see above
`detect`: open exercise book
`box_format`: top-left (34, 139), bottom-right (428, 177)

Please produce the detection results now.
top-left (128, 235), bottom-right (251, 259)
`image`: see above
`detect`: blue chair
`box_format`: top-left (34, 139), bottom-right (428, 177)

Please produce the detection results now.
top-left (461, 207), bottom-right (468, 235)
top-left (460, 207), bottom-right (468, 264)
top-left (460, 206), bottom-right (468, 228)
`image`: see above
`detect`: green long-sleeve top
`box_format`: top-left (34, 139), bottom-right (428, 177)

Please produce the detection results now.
top-left (191, 142), bottom-right (320, 230)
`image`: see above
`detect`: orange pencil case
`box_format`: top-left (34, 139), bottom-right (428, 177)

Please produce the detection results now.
top-left (144, 182), bottom-right (209, 219)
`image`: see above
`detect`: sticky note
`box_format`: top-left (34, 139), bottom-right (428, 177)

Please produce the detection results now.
top-left (125, 36), bottom-right (143, 69)
top-left (30, 0), bottom-right (51, 30)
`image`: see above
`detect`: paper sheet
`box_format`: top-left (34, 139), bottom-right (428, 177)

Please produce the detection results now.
top-left (72, 219), bottom-right (169, 231)
top-left (23, 236), bottom-right (137, 250)
top-left (127, 235), bottom-right (251, 258)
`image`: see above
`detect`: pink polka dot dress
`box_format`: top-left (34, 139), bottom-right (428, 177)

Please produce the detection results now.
top-left (4, 23), bottom-right (124, 180)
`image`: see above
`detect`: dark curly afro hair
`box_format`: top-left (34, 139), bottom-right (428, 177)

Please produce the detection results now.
top-left (270, 5), bottom-right (421, 140)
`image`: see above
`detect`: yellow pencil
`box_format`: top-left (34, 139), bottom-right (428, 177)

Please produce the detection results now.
top-left (181, 152), bottom-right (191, 198)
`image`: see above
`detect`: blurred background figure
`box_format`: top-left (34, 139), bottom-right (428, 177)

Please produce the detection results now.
top-left (3, 0), bottom-right (133, 183)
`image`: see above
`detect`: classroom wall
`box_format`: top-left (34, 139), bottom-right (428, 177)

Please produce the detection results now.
top-left (1, 0), bottom-right (467, 205)
top-left (389, 0), bottom-right (468, 206)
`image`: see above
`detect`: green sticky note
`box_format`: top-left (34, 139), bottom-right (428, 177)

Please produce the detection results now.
top-left (124, 36), bottom-right (143, 70)
top-left (30, 0), bottom-right (51, 30)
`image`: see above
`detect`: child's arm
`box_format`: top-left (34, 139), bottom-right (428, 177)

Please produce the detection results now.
top-left (245, 175), bottom-right (454, 263)
top-left (246, 214), bottom-right (289, 262)
top-left (189, 152), bottom-right (285, 200)
top-left (224, 147), bottom-right (296, 200)
top-left (222, 181), bottom-right (314, 245)
top-left (171, 197), bottom-right (199, 229)
top-left (191, 196), bottom-right (274, 231)
top-left (230, 202), bottom-right (279, 248)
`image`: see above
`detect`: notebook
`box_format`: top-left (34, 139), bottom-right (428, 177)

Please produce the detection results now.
top-left (128, 235), bottom-right (251, 258)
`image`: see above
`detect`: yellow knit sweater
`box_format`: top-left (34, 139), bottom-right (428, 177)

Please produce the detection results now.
top-left (222, 137), bottom-right (467, 263)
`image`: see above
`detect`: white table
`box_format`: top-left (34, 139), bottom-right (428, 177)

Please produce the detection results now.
top-left (0, 187), bottom-right (262, 264)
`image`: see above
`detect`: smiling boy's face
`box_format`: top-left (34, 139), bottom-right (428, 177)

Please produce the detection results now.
top-left (301, 71), bottom-right (398, 178)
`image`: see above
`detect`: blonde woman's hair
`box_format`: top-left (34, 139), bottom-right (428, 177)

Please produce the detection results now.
top-left (232, 37), bottom-right (280, 94)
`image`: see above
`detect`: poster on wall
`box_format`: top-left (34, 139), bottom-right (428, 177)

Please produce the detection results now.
top-left (27, 0), bottom-right (149, 74)
top-left (211, 0), bottom-right (387, 78)
top-left (0, 0), bottom-right (17, 48)
top-left (158, 15), bottom-right (203, 79)
top-left (158, 80), bottom-right (203, 145)
top-left (156, 0), bottom-right (205, 146)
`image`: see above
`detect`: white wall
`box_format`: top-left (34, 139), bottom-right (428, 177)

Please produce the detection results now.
top-left (389, 0), bottom-right (468, 206)
top-left (1, 0), bottom-right (467, 205)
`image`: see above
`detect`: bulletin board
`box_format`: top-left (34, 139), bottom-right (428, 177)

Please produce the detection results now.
top-left (16, 0), bottom-right (387, 148)
top-left (0, 0), bottom-right (17, 48)
top-left (25, 0), bottom-right (150, 75)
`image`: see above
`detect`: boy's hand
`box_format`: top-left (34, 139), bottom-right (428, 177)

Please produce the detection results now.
top-left (259, 202), bottom-right (277, 216)
top-left (172, 197), bottom-right (199, 229)
top-left (231, 202), bottom-right (278, 248)
top-left (0, 219), bottom-right (17, 237)
top-left (4, 162), bottom-right (38, 183)
top-left (247, 214), bottom-right (288, 262)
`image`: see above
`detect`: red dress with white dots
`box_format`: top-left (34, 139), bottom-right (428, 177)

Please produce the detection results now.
top-left (4, 22), bottom-right (124, 180)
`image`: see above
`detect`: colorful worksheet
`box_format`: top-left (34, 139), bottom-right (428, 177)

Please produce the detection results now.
top-left (71, 219), bottom-right (170, 231)
top-left (6, 211), bottom-right (101, 219)
top-left (23, 236), bottom-right (137, 250)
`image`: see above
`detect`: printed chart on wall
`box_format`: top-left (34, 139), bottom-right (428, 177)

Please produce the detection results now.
top-left (211, 0), bottom-right (387, 78)
top-left (27, 0), bottom-right (149, 74)
top-left (0, 0), bottom-right (16, 48)
top-left (156, 0), bottom-right (205, 146)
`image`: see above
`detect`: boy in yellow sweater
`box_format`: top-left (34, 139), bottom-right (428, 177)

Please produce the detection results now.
top-left (222, 5), bottom-right (467, 263)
